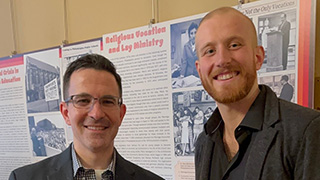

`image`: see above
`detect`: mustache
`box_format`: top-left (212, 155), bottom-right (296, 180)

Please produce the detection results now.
top-left (211, 64), bottom-right (241, 79)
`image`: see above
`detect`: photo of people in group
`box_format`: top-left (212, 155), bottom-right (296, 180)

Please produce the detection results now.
top-left (172, 89), bottom-right (215, 156)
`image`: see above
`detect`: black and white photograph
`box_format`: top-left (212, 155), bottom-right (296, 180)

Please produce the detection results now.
top-left (259, 73), bottom-right (295, 102)
top-left (28, 114), bottom-right (67, 157)
top-left (25, 50), bottom-right (62, 113)
top-left (171, 19), bottom-right (202, 89)
top-left (257, 10), bottom-right (296, 73)
top-left (172, 89), bottom-right (216, 156)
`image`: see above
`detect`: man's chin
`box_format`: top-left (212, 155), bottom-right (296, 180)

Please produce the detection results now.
top-left (211, 88), bottom-right (248, 104)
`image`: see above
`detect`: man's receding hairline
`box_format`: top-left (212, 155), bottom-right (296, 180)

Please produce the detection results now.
top-left (200, 7), bottom-right (249, 27)
top-left (198, 6), bottom-right (258, 47)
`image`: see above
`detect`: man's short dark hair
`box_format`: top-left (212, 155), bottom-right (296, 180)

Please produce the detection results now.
top-left (281, 75), bottom-right (289, 82)
top-left (63, 54), bottom-right (122, 100)
top-left (188, 22), bottom-right (198, 37)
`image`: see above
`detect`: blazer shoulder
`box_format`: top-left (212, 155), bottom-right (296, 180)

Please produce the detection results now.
top-left (10, 155), bottom-right (59, 179)
top-left (9, 146), bottom-right (73, 179)
top-left (275, 99), bottom-right (320, 142)
top-left (279, 99), bottom-right (320, 123)
top-left (263, 85), bottom-right (320, 127)
top-left (115, 151), bottom-right (164, 180)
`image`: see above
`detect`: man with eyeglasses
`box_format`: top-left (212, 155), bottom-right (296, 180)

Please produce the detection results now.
top-left (9, 54), bottom-right (164, 180)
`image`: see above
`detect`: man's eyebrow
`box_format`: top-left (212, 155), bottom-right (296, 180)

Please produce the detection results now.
top-left (73, 93), bottom-right (91, 96)
top-left (197, 42), bottom-right (215, 54)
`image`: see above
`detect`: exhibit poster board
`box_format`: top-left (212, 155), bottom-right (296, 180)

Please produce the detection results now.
top-left (0, 0), bottom-right (315, 179)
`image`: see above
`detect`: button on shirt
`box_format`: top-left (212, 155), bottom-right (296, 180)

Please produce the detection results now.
top-left (71, 145), bottom-right (116, 180)
top-left (205, 90), bottom-right (265, 180)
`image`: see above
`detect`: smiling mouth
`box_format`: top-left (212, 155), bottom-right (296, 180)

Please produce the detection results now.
top-left (214, 71), bottom-right (239, 80)
top-left (85, 126), bottom-right (107, 130)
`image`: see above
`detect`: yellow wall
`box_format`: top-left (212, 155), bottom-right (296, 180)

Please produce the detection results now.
top-left (0, 0), bottom-right (15, 56)
top-left (0, 0), bottom-right (244, 55)
top-left (0, 0), bottom-right (318, 108)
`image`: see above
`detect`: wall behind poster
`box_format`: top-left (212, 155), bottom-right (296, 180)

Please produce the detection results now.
top-left (0, 0), bottom-right (315, 179)
top-left (0, 0), bottom-right (249, 58)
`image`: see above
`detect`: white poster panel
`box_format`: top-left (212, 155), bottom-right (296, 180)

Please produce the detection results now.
top-left (0, 56), bottom-right (31, 180)
top-left (102, 23), bottom-right (174, 179)
top-left (23, 49), bottom-right (67, 165)
top-left (0, 52), bottom-right (66, 178)
top-left (61, 39), bottom-right (101, 75)
top-left (240, 0), bottom-right (297, 103)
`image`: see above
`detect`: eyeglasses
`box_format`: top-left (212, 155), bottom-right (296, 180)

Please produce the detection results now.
top-left (65, 94), bottom-right (122, 110)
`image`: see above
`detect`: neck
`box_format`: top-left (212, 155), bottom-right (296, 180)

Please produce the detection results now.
top-left (217, 83), bottom-right (260, 134)
top-left (74, 143), bottom-right (114, 169)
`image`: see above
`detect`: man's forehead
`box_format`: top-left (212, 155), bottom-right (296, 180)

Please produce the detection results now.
top-left (201, 10), bottom-right (247, 27)
top-left (196, 11), bottom-right (257, 45)
top-left (199, 8), bottom-right (243, 24)
top-left (197, 15), bottom-right (248, 39)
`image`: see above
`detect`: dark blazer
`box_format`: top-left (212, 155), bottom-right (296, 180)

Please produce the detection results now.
top-left (195, 85), bottom-right (320, 180)
top-left (9, 145), bottom-right (164, 180)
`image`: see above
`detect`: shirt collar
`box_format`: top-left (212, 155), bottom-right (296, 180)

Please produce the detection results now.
top-left (239, 86), bottom-right (266, 131)
top-left (204, 86), bottom-right (266, 134)
top-left (204, 108), bottom-right (223, 135)
top-left (71, 143), bottom-right (116, 177)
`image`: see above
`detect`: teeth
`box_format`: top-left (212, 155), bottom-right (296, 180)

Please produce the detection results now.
top-left (217, 72), bottom-right (237, 80)
top-left (86, 126), bottom-right (105, 130)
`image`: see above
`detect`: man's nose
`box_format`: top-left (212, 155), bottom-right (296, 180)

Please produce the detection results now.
top-left (215, 46), bottom-right (231, 67)
top-left (88, 100), bottom-right (105, 120)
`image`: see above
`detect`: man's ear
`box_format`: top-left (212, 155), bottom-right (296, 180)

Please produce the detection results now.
top-left (60, 102), bottom-right (71, 126)
top-left (195, 60), bottom-right (201, 75)
top-left (255, 46), bottom-right (265, 70)
top-left (119, 104), bottom-right (127, 126)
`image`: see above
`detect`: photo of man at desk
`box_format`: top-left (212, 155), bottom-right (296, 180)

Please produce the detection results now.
top-left (9, 54), bottom-right (164, 180)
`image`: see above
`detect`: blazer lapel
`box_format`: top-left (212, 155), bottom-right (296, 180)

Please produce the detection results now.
top-left (47, 145), bottom-right (74, 180)
top-left (244, 85), bottom-right (281, 179)
top-left (244, 127), bottom-right (277, 179)
top-left (197, 134), bottom-right (215, 180)
top-left (47, 161), bottom-right (73, 180)
top-left (115, 150), bottom-right (135, 180)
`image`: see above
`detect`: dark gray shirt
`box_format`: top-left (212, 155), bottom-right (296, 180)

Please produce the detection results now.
top-left (205, 89), bottom-right (265, 180)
